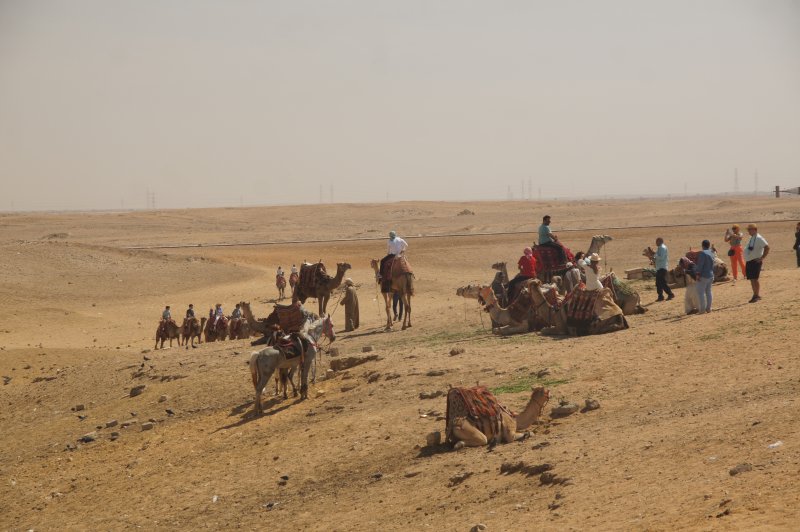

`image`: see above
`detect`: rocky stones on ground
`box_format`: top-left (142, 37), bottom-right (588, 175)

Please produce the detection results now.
top-left (425, 369), bottom-right (446, 377)
top-left (2, 376), bottom-right (11, 385)
top-left (110, 432), bottom-right (120, 441)
top-left (536, 368), bottom-right (551, 378)
top-left (551, 401), bottom-right (579, 418)
top-left (426, 431), bottom-right (442, 446)
top-left (105, 420), bottom-right (118, 428)
top-left (325, 369), bottom-right (335, 380)
top-left (79, 432), bottom-right (97, 443)
top-left (367, 372), bottom-right (381, 383)
top-left (419, 390), bottom-right (445, 400)
top-left (315, 389), bottom-right (325, 397)
top-left (341, 384), bottom-right (358, 393)
top-left (129, 385), bottom-right (147, 397)
top-left (500, 461), bottom-right (553, 477)
top-left (362, 345), bottom-right (374, 353)
top-left (582, 399), bottom-right (601, 412)
top-left (729, 463), bottom-right (752, 476)
top-left (470, 523), bottom-right (487, 532)
top-left (165, 409), bottom-right (175, 416)
top-left (371, 472), bottom-right (383, 480)
top-left (448, 471), bottom-right (473, 486)
top-left (328, 347), bottom-right (340, 357)
top-left (158, 395), bottom-right (168, 403)
top-left (329, 355), bottom-right (379, 371)
top-left (264, 501), bottom-right (278, 511)
top-left (449, 347), bottom-right (465, 356)
top-left (73, 404), bottom-right (85, 412)
top-left (384, 372), bottom-right (401, 380)
top-left (141, 422), bottom-right (155, 431)
top-left (404, 470), bottom-right (422, 478)
top-left (121, 419), bottom-right (137, 428)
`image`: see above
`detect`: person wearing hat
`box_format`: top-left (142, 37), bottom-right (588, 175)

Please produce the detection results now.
top-left (584, 253), bottom-right (603, 290)
top-left (744, 223), bottom-right (770, 303)
top-left (654, 237), bottom-right (675, 302)
top-left (724, 224), bottom-right (746, 280)
top-left (694, 240), bottom-right (716, 313)
top-left (563, 261), bottom-right (581, 293)
top-left (340, 278), bottom-right (360, 332)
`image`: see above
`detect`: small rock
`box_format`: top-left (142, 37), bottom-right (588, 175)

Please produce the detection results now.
top-left (449, 347), bottom-right (465, 356)
top-left (264, 501), bottom-right (278, 510)
top-left (448, 471), bottom-right (473, 486)
top-left (141, 422), bottom-right (155, 431)
top-left (280, 475), bottom-right (289, 481)
top-left (729, 463), bottom-right (752, 476)
top-left (79, 432), bottom-right (97, 443)
top-left (341, 385), bottom-right (358, 393)
top-left (129, 385), bottom-right (147, 397)
top-left (315, 389), bottom-right (325, 397)
top-left (372, 472), bottom-right (383, 480)
top-left (404, 470), bottom-right (422, 478)
top-left (536, 368), bottom-right (551, 378)
top-left (362, 345), bottom-right (374, 353)
top-left (582, 399), bottom-right (601, 412)
top-left (65, 443), bottom-right (78, 451)
top-left (110, 432), bottom-right (120, 441)
top-left (367, 372), bottom-right (381, 383)
top-left (551, 402), bottom-right (579, 418)
top-left (329, 355), bottom-right (379, 371)
top-left (165, 409), bottom-right (175, 416)
top-left (328, 347), bottom-right (340, 357)
top-left (105, 420), bottom-right (118, 428)
top-left (325, 369), bottom-right (335, 380)
top-left (426, 431), bottom-right (442, 447)
top-left (73, 404), bottom-right (85, 412)
top-left (2, 376), bottom-right (11, 385)
top-left (425, 369), bottom-right (446, 377)
top-left (158, 395), bottom-right (168, 403)
top-left (470, 524), bottom-right (487, 532)
top-left (384, 372), bottom-right (401, 380)
top-left (419, 390), bottom-right (445, 400)
top-left (141, 349), bottom-right (151, 354)
top-left (121, 419), bottom-right (137, 428)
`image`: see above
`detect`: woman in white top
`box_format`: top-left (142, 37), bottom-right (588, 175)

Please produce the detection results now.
top-left (584, 253), bottom-right (603, 290)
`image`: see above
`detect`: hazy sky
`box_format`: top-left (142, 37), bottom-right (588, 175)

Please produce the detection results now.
top-left (1, 1), bottom-right (799, 211)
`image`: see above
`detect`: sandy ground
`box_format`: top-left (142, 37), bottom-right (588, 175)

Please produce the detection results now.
top-left (1, 196), bottom-right (799, 531)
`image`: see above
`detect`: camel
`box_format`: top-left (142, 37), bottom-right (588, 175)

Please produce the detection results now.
top-left (276, 274), bottom-right (287, 300)
top-left (534, 234), bottom-right (613, 281)
top-left (600, 273), bottom-right (646, 315)
top-left (370, 257), bottom-right (414, 330)
top-left (239, 301), bottom-right (281, 337)
top-left (180, 317), bottom-right (207, 349)
top-left (447, 386), bottom-right (550, 447)
top-left (249, 315), bottom-right (336, 415)
top-left (293, 262), bottom-right (352, 317)
top-left (228, 318), bottom-right (251, 340)
top-left (289, 271), bottom-right (299, 295)
top-left (643, 246), bottom-right (730, 286)
top-left (155, 320), bottom-right (181, 349)
top-left (204, 315), bottom-right (229, 342)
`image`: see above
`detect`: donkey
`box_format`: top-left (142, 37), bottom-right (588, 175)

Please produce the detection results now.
top-left (249, 314), bottom-right (335, 415)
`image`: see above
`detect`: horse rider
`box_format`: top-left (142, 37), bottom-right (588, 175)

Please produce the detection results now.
top-left (537, 215), bottom-right (566, 262)
top-left (380, 230), bottom-right (408, 282)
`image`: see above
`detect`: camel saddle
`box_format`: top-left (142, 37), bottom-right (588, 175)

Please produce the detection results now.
top-left (273, 302), bottom-right (307, 333)
top-left (532, 244), bottom-right (574, 274)
top-left (298, 262), bottom-right (330, 295)
top-left (565, 287), bottom-right (604, 322)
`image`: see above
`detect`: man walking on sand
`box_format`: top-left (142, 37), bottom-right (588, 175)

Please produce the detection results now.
top-left (744, 223), bottom-right (770, 303)
top-left (654, 237), bottom-right (675, 302)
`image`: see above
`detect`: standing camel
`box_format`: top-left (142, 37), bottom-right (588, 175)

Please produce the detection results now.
top-left (293, 262), bottom-right (352, 317)
top-left (155, 321), bottom-right (181, 349)
top-left (180, 317), bottom-right (207, 349)
top-left (370, 257), bottom-right (414, 330)
top-left (249, 315), bottom-right (336, 415)
top-left (276, 274), bottom-right (287, 300)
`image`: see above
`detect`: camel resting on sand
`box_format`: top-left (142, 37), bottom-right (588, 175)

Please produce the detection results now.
top-left (447, 386), bottom-right (550, 448)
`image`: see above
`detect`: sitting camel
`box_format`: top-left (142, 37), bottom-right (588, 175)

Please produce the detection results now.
top-left (447, 386), bottom-right (550, 447)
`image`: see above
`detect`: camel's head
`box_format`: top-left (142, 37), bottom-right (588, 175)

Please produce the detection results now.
top-left (642, 246), bottom-right (654, 257)
top-left (337, 262), bottom-right (352, 272)
top-left (456, 284), bottom-right (485, 299)
top-left (491, 262), bottom-right (506, 271)
top-left (593, 235), bottom-right (613, 245)
top-left (530, 386), bottom-right (550, 408)
top-left (478, 286), bottom-right (497, 307)
top-left (369, 258), bottom-right (379, 270)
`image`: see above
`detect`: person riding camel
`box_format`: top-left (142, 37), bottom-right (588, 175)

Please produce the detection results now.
top-left (507, 247), bottom-right (538, 297)
top-left (537, 215), bottom-right (566, 262)
top-left (291, 264), bottom-right (298, 275)
top-left (379, 230), bottom-right (408, 284)
top-left (214, 303), bottom-right (225, 328)
top-left (231, 303), bottom-right (242, 320)
top-left (277, 266), bottom-right (284, 278)
top-left (183, 304), bottom-right (196, 328)
top-left (160, 305), bottom-right (174, 333)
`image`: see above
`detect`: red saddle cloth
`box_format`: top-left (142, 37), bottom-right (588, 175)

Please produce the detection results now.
top-left (565, 288), bottom-right (603, 321)
top-left (532, 244), bottom-right (574, 273)
top-left (276, 274), bottom-right (286, 288)
top-left (274, 302), bottom-right (306, 332)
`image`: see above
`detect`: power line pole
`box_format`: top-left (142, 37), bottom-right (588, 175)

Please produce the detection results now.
top-left (734, 168), bottom-right (739, 193)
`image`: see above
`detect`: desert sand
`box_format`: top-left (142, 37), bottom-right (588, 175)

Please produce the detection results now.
top-left (1, 196), bottom-right (799, 530)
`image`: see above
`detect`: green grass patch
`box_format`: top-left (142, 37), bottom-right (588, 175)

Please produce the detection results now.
top-left (491, 375), bottom-right (570, 394)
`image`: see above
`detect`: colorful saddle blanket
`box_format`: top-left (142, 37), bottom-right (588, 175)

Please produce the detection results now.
top-left (565, 287), bottom-right (603, 321)
top-left (532, 244), bottom-right (574, 273)
top-left (298, 262), bottom-right (329, 295)
top-left (446, 386), bottom-right (512, 444)
top-left (274, 302), bottom-right (307, 333)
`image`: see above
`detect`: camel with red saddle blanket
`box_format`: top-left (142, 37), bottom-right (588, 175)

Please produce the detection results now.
top-left (293, 261), bottom-right (352, 317)
top-left (446, 386), bottom-right (550, 447)
top-left (533, 234), bottom-right (613, 281)
top-left (370, 256), bottom-right (414, 331)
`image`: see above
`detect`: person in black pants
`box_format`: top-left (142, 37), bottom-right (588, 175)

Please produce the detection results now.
top-left (654, 237), bottom-right (674, 302)
top-left (794, 222), bottom-right (800, 267)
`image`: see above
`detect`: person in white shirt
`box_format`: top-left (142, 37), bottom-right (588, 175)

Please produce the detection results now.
top-left (584, 253), bottom-right (603, 290)
top-left (743, 223), bottom-right (770, 303)
top-left (277, 266), bottom-right (284, 277)
top-left (380, 231), bottom-right (408, 285)
top-left (290, 264), bottom-right (298, 275)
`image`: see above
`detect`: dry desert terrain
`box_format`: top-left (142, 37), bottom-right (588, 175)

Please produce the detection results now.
top-left (1, 197), bottom-right (799, 530)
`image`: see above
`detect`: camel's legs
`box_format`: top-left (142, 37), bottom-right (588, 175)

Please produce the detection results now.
top-left (382, 293), bottom-right (393, 330)
top-left (402, 293), bottom-right (412, 329)
top-left (452, 418), bottom-right (489, 447)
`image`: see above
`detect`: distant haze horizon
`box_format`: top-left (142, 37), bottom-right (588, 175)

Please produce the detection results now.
top-left (1, 1), bottom-right (798, 211)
